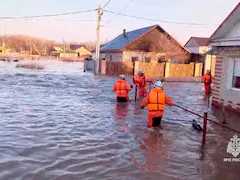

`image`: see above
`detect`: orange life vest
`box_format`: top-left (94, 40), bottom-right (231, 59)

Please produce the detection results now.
top-left (135, 74), bottom-right (146, 87)
top-left (148, 88), bottom-right (165, 111)
top-left (114, 79), bottom-right (129, 97)
top-left (203, 74), bottom-right (213, 84)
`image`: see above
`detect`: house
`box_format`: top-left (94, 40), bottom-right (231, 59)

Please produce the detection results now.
top-left (185, 37), bottom-right (210, 54)
top-left (70, 44), bottom-right (92, 58)
top-left (100, 25), bottom-right (190, 63)
top-left (184, 37), bottom-right (213, 75)
top-left (209, 2), bottom-right (240, 113)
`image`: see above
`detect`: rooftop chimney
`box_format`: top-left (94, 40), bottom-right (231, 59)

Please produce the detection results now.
top-left (123, 29), bottom-right (126, 37)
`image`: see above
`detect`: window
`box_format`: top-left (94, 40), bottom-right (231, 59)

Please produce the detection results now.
top-left (232, 60), bottom-right (240, 89)
top-left (110, 55), bottom-right (112, 61)
top-left (144, 57), bottom-right (151, 63)
top-left (131, 57), bottom-right (138, 62)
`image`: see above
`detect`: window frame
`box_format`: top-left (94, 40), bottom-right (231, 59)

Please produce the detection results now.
top-left (230, 59), bottom-right (240, 91)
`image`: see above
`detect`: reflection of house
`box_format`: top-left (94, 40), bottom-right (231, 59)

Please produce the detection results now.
top-left (100, 25), bottom-right (190, 63)
top-left (70, 44), bottom-right (92, 58)
top-left (209, 2), bottom-right (240, 113)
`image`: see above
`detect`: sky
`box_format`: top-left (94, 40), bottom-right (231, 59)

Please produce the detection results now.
top-left (0, 0), bottom-right (239, 45)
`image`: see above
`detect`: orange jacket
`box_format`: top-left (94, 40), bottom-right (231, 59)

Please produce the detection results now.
top-left (202, 74), bottom-right (214, 84)
top-left (141, 88), bottom-right (174, 111)
top-left (112, 79), bottom-right (132, 97)
top-left (134, 74), bottom-right (151, 87)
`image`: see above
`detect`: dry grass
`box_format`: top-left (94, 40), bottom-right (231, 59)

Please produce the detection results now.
top-left (16, 62), bottom-right (44, 70)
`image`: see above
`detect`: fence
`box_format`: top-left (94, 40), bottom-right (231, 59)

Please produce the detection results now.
top-left (174, 104), bottom-right (240, 148)
top-left (101, 60), bottom-right (133, 76)
top-left (101, 60), bottom-right (203, 78)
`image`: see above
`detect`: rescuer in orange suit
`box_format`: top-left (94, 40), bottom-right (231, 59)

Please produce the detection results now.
top-left (202, 70), bottom-right (214, 95)
top-left (112, 75), bottom-right (133, 102)
top-left (134, 70), bottom-right (152, 97)
top-left (141, 80), bottom-right (174, 128)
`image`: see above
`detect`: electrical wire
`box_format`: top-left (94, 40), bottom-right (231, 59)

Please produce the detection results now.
top-left (0, 9), bottom-right (97, 20)
top-left (14, 19), bottom-right (101, 22)
top-left (103, 10), bottom-right (209, 26)
top-left (103, 0), bottom-right (133, 26)
top-left (103, 0), bottom-right (113, 9)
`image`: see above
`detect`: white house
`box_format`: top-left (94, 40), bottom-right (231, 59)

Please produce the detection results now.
top-left (209, 2), bottom-right (240, 113)
top-left (185, 37), bottom-right (210, 54)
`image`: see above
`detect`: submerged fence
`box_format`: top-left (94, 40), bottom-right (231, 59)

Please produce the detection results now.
top-left (100, 60), bottom-right (203, 77)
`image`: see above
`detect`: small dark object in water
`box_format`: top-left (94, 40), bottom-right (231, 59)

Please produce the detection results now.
top-left (192, 120), bottom-right (202, 131)
top-left (152, 117), bottom-right (162, 127)
top-left (117, 97), bottom-right (127, 102)
top-left (13, 59), bottom-right (19, 62)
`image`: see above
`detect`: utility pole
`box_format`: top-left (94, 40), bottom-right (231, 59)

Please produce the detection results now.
top-left (95, 5), bottom-right (102, 74)
top-left (63, 39), bottom-right (66, 58)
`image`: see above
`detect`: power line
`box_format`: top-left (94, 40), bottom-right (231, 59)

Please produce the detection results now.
top-left (0, 9), bottom-right (97, 20)
top-left (102, 0), bottom-right (113, 9)
top-left (12, 18), bottom-right (103, 22)
top-left (103, 10), bottom-right (209, 26)
top-left (103, 0), bottom-right (133, 26)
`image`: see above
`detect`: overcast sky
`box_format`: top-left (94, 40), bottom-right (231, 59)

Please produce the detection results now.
top-left (0, 0), bottom-right (239, 45)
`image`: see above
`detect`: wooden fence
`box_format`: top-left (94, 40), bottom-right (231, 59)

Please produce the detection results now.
top-left (101, 60), bottom-right (203, 77)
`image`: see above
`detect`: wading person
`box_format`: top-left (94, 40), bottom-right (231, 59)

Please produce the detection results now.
top-left (112, 75), bottom-right (133, 102)
top-left (202, 70), bottom-right (214, 95)
top-left (134, 70), bottom-right (152, 97)
top-left (141, 80), bottom-right (174, 128)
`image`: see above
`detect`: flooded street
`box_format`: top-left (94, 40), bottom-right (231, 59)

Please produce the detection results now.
top-left (0, 60), bottom-right (239, 180)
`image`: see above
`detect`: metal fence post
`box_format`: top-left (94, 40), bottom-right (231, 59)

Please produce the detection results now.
top-left (202, 112), bottom-right (208, 147)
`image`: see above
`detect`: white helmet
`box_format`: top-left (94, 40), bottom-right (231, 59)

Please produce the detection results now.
top-left (119, 74), bottom-right (125, 80)
top-left (138, 69), bottom-right (143, 74)
top-left (154, 80), bottom-right (164, 89)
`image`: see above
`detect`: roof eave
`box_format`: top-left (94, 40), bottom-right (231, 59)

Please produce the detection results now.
top-left (100, 49), bottom-right (123, 53)
top-left (209, 2), bottom-right (240, 41)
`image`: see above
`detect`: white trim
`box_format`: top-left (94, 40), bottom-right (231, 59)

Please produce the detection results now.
top-left (230, 88), bottom-right (240, 92)
top-left (211, 40), bottom-right (240, 46)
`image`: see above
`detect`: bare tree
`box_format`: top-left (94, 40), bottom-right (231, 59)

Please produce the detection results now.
top-left (124, 29), bottom-right (190, 63)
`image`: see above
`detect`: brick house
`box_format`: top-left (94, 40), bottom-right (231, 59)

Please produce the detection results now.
top-left (209, 2), bottom-right (240, 113)
top-left (100, 25), bottom-right (190, 63)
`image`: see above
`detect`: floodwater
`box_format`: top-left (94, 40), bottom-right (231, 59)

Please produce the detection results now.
top-left (0, 60), bottom-right (239, 180)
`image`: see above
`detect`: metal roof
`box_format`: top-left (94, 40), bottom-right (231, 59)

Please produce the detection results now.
top-left (100, 25), bottom-right (157, 52)
top-left (185, 37), bottom-right (210, 47)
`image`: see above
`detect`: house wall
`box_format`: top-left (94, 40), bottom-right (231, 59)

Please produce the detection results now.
top-left (199, 46), bottom-right (210, 54)
top-left (123, 51), bottom-right (166, 62)
top-left (101, 52), bottom-right (123, 62)
top-left (185, 39), bottom-right (198, 47)
top-left (225, 20), bottom-right (240, 38)
top-left (204, 54), bottom-right (216, 76)
top-left (212, 47), bottom-right (240, 114)
top-left (74, 47), bottom-right (92, 55)
top-left (59, 53), bottom-right (78, 58)
top-left (125, 27), bottom-right (190, 62)
top-left (186, 47), bottom-right (199, 54)
top-left (186, 46), bottom-right (210, 54)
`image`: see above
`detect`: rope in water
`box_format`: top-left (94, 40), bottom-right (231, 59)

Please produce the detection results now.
top-left (174, 104), bottom-right (240, 134)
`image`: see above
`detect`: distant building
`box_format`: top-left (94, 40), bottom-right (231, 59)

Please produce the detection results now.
top-left (185, 37), bottom-right (210, 54)
top-left (100, 25), bottom-right (190, 63)
top-left (70, 44), bottom-right (92, 58)
top-left (209, 2), bottom-right (240, 113)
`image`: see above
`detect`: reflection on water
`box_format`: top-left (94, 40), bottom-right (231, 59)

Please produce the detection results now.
top-left (0, 60), bottom-right (239, 180)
